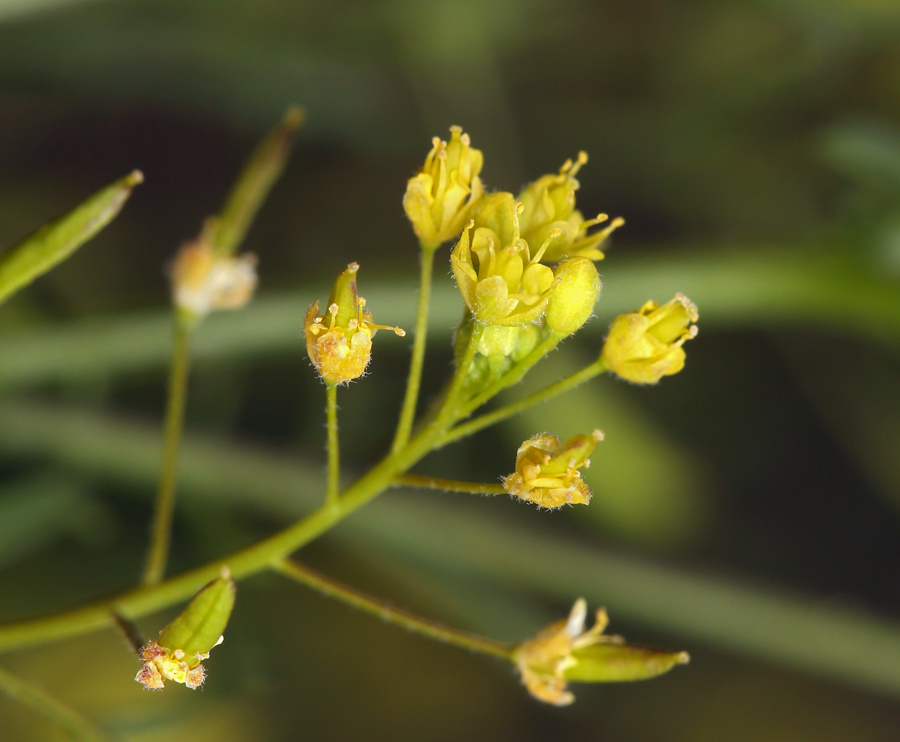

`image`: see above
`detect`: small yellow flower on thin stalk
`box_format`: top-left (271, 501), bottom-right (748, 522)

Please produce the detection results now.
top-left (403, 126), bottom-right (484, 246)
top-left (602, 293), bottom-right (699, 384)
top-left (502, 430), bottom-right (603, 509)
top-left (305, 263), bottom-right (405, 385)
top-left (451, 202), bottom-right (558, 327)
top-left (517, 151), bottom-right (624, 263)
top-left (514, 598), bottom-right (689, 706)
top-left (170, 237), bottom-right (257, 320)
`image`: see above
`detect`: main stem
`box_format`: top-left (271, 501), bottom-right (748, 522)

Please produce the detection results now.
top-left (142, 317), bottom-right (192, 586)
top-left (0, 326), bottom-right (486, 654)
top-left (325, 383), bottom-right (340, 506)
top-left (274, 560), bottom-right (513, 660)
top-left (392, 241), bottom-right (439, 453)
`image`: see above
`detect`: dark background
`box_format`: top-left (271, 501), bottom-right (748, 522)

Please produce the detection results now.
top-left (1, 0), bottom-right (900, 739)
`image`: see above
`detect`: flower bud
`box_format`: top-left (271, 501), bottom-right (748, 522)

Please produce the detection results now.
top-left (171, 238), bottom-right (257, 320)
top-left (305, 263), bottom-right (405, 385)
top-left (517, 152), bottom-right (624, 263)
top-left (135, 567), bottom-right (236, 690)
top-left (502, 430), bottom-right (603, 509)
top-left (403, 126), bottom-right (484, 246)
top-left (545, 258), bottom-right (601, 335)
top-left (513, 598), bottom-right (689, 706)
top-left (602, 294), bottom-right (699, 384)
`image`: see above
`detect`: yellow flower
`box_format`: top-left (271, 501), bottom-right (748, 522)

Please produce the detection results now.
top-left (517, 151), bottom-right (624, 263)
top-left (502, 430), bottom-right (602, 509)
top-left (514, 599), bottom-right (690, 706)
top-left (602, 293), bottom-right (699, 384)
top-left (305, 263), bottom-right (405, 385)
top-left (450, 201), bottom-right (557, 327)
top-left (513, 598), bottom-right (616, 706)
top-left (170, 237), bottom-right (257, 320)
top-left (403, 126), bottom-right (484, 246)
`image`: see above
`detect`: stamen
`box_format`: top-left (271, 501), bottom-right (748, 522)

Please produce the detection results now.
top-left (581, 213), bottom-right (609, 230)
top-left (532, 227), bottom-right (561, 264)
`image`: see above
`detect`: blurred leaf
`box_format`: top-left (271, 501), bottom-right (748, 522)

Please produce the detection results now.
top-left (0, 171), bottom-right (142, 306)
top-left (0, 247), bottom-right (898, 388)
top-left (0, 474), bottom-right (106, 568)
top-left (0, 665), bottom-right (113, 742)
top-left (821, 120), bottom-right (900, 193)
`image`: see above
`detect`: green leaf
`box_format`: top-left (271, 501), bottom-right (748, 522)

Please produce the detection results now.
top-left (0, 170), bottom-right (142, 306)
top-left (563, 642), bottom-right (690, 683)
top-left (158, 568), bottom-right (236, 662)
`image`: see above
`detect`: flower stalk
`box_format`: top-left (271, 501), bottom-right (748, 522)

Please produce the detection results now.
top-left (274, 559), bottom-right (513, 660)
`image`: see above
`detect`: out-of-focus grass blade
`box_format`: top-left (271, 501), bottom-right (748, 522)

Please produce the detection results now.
top-left (205, 106), bottom-right (303, 256)
top-left (0, 0), bottom-right (97, 23)
top-left (0, 170), bottom-right (142, 306)
top-left (0, 665), bottom-right (113, 742)
top-left (0, 474), bottom-right (97, 569)
top-left (4, 399), bottom-right (900, 698)
top-left (0, 247), bottom-right (898, 388)
top-left (821, 120), bottom-right (900, 192)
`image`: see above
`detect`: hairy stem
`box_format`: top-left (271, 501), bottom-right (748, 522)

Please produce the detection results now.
top-left (326, 382), bottom-right (340, 506)
top-left (273, 559), bottom-right (513, 660)
top-left (142, 318), bottom-right (192, 586)
top-left (392, 241), bottom-right (439, 453)
top-left (0, 666), bottom-right (114, 742)
top-left (394, 473), bottom-right (505, 496)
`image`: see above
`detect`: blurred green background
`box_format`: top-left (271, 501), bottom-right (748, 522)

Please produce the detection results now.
top-left (2, 0), bottom-right (900, 739)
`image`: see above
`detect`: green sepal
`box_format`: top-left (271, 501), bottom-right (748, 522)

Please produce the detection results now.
top-left (563, 642), bottom-right (689, 682)
top-left (0, 170), bottom-right (143, 306)
top-left (158, 568), bottom-right (236, 662)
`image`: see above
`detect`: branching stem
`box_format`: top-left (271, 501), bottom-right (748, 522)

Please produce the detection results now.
top-left (440, 356), bottom-right (610, 447)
